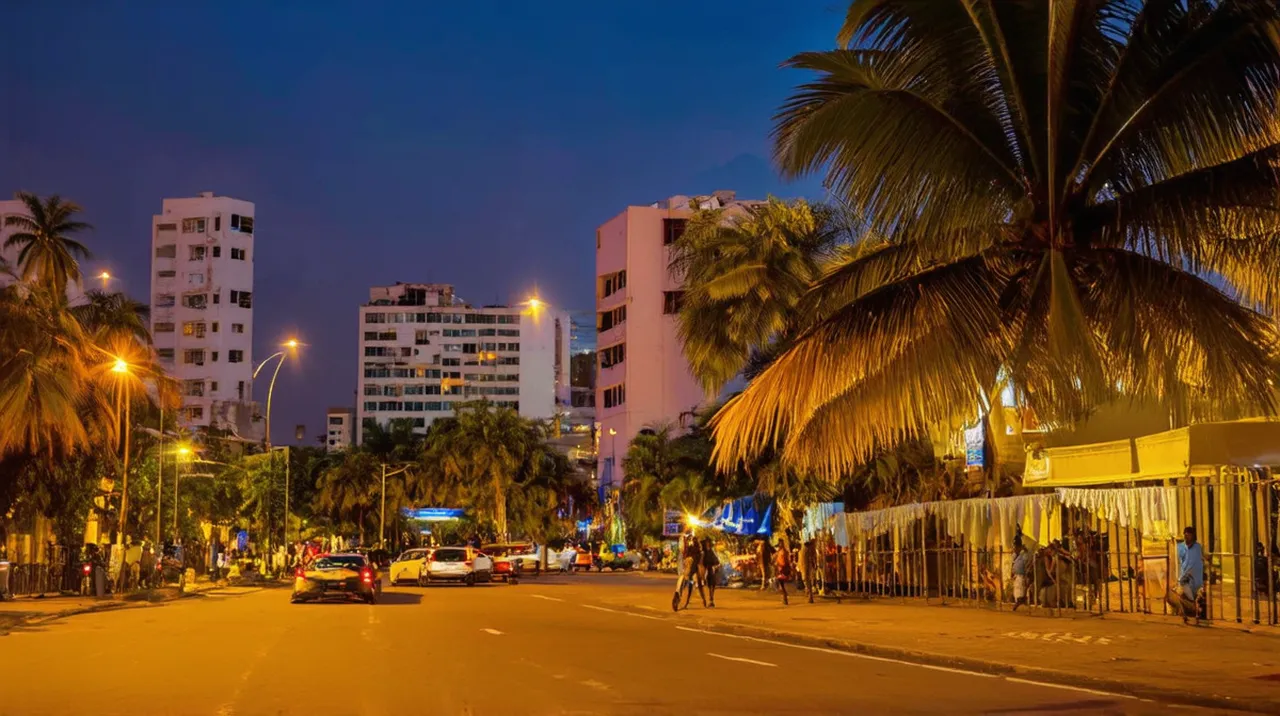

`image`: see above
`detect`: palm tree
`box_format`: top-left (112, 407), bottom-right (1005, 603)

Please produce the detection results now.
top-left (73, 290), bottom-right (151, 346)
top-left (314, 449), bottom-right (380, 543)
top-left (423, 402), bottom-right (544, 540)
top-left (713, 1), bottom-right (1280, 479)
top-left (670, 197), bottom-right (841, 396)
top-left (3, 192), bottom-right (92, 294)
top-left (0, 282), bottom-right (107, 462)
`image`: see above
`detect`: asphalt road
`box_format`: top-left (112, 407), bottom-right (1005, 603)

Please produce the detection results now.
top-left (0, 574), bottom-right (1210, 716)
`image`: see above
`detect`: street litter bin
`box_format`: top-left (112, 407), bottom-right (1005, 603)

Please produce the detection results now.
top-left (0, 561), bottom-right (11, 600)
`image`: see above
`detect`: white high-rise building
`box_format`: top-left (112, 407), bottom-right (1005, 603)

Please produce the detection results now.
top-left (149, 192), bottom-right (260, 437)
top-left (356, 282), bottom-right (570, 443)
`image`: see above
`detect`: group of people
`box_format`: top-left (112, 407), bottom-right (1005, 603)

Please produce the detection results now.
top-left (672, 532), bottom-right (828, 610)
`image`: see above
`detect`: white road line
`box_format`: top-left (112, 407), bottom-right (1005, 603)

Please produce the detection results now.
top-left (708, 652), bottom-right (777, 667)
top-left (677, 625), bottom-right (1141, 702)
top-left (623, 611), bottom-right (664, 621)
top-left (529, 594), bottom-right (564, 602)
top-left (481, 628), bottom-right (503, 635)
top-left (582, 604), bottom-right (619, 614)
top-left (1004, 677), bottom-right (1137, 700)
top-left (675, 626), bottom-right (996, 677)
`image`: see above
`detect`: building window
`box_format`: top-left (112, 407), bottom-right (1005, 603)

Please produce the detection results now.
top-left (497, 314), bottom-right (521, 325)
top-left (364, 384), bottom-right (381, 396)
top-left (154, 322), bottom-right (175, 333)
top-left (596, 230), bottom-right (601, 250)
top-left (329, 416), bottom-right (345, 425)
top-left (183, 349), bottom-right (206, 365)
top-left (158, 348), bottom-right (175, 360)
top-left (182, 218), bottom-right (206, 234)
top-left (157, 269), bottom-right (176, 278)
top-left (182, 294), bottom-right (207, 309)
top-left (210, 381), bottom-right (218, 393)
top-left (603, 383), bottom-right (626, 409)
top-left (183, 379), bottom-right (205, 397)
top-left (155, 244), bottom-right (176, 259)
top-left (364, 401), bottom-right (378, 412)
top-left (365, 312), bottom-right (386, 324)
top-left (211, 322), bottom-right (219, 333)
top-left (155, 294), bottom-right (176, 308)
top-left (230, 214), bottom-right (254, 234)
top-left (214, 216), bottom-right (221, 231)
top-left (211, 351), bottom-right (219, 362)
top-left (229, 323), bottom-right (243, 334)
top-left (231, 247), bottom-right (246, 260)
top-left (189, 246), bottom-right (206, 261)
top-left (212, 292), bottom-right (220, 304)
top-left (188, 273), bottom-right (205, 286)
top-left (237, 381), bottom-right (246, 400)
top-left (156, 223), bottom-right (177, 232)
top-left (181, 406), bottom-right (204, 421)
top-left (663, 290), bottom-right (686, 315)
top-left (212, 245), bottom-right (221, 258)
top-left (600, 270), bottom-right (627, 299)
top-left (182, 321), bottom-right (206, 338)
top-left (230, 290), bottom-right (252, 308)
top-left (228, 350), bottom-right (244, 363)
top-left (598, 305), bottom-right (626, 331)
top-left (663, 218), bottom-right (688, 245)
top-left (365, 346), bottom-right (396, 357)
top-left (600, 342), bottom-right (625, 369)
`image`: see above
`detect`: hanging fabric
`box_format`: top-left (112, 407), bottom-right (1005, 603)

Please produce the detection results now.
top-left (802, 502), bottom-right (844, 542)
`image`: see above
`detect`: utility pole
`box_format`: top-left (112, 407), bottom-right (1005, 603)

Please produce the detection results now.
top-left (379, 463), bottom-right (411, 548)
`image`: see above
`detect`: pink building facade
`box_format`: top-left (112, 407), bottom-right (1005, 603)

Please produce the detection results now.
top-left (594, 191), bottom-right (757, 493)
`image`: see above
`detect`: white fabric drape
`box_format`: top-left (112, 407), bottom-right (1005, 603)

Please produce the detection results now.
top-left (1057, 486), bottom-right (1180, 540)
top-left (842, 503), bottom-right (927, 540)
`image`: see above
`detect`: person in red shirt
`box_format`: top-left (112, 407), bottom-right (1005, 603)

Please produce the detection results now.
top-left (774, 537), bottom-right (793, 606)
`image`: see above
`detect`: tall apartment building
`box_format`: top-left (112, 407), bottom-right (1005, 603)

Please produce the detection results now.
top-left (326, 407), bottom-right (355, 452)
top-left (356, 282), bottom-right (570, 443)
top-left (150, 192), bottom-right (259, 437)
top-left (594, 191), bottom-right (760, 491)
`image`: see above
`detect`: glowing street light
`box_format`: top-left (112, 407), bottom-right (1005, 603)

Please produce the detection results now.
top-left (97, 271), bottom-right (113, 290)
top-left (253, 338), bottom-right (305, 448)
top-left (111, 358), bottom-right (129, 374)
top-left (527, 297), bottom-right (542, 310)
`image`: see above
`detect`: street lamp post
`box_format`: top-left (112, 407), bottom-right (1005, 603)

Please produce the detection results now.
top-left (172, 446), bottom-right (190, 539)
top-left (110, 359), bottom-right (133, 547)
top-left (380, 463), bottom-right (411, 548)
top-left (254, 339), bottom-right (301, 549)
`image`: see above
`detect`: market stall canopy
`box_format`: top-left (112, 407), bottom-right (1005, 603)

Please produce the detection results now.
top-left (706, 496), bottom-right (773, 536)
top-left (1024, 419), bottom-right (1280, 488)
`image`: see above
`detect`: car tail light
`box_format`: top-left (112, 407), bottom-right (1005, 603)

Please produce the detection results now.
top-left (464, 560), bottom-right (473, 567)
top-left (361, 568), bottom-right (373, 584)
top-left (295, 567), bottom-right (305, 578)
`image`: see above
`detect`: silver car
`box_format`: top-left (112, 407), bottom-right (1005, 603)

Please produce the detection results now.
top-left (418, 546), bottom-right (493, 586)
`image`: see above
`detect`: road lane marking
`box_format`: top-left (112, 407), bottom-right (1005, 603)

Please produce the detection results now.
top-left (675, 626), bottom-right (997, 676)
top-left (582, 604), bottom-right (619, 614)
top-left (481, 628), bottom-right (503, 635)
top-left (677, 625), bottom-right (1140, 701)
top-left (1005, 677), bottom-right (1137, 700)
top-left (529, 594), bottom-right (564, 602)
top-left (708, 652), bottom-right (776, 667)
top-left (623, 611), bottom-right (663, 621)
top-left (580, 679), bottom-right (612, 691)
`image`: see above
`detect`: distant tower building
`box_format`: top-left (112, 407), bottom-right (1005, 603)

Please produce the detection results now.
top-left (355, 282), bottom-right (570, 443)
top-left (326, 407), bottom-right (355, 452)
top-left (149, 192), bottom-right (260, 438)
top-left (594, 191), bottom-right (761, 492)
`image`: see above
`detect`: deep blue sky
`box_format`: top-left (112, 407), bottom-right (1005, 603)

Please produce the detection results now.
top-left (2, 2), bottom-right (834, 445)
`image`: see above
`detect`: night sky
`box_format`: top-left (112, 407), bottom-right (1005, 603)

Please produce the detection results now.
top-left (2, 2), bottom-right (832, 445)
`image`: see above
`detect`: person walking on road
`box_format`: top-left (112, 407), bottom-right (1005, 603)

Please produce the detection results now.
top-left (673, 532), bottom-right (706, 611)
top-left (701, 536), bottom-right (720, 608)
top-left (774, 537), bottom-right (793, 606)
top-left (755, 538), bottom-right (773, 590)
top-left (799, 539), bottom-right (817, 604)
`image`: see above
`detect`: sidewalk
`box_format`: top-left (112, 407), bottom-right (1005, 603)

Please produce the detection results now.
top-left (598, 581), bottom-right (1280, 713)
top-left (0, 579), bottom-right (270, 634)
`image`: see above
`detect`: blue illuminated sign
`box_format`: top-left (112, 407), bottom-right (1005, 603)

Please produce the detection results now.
top-left (401, 507), bottom-right (465, 522)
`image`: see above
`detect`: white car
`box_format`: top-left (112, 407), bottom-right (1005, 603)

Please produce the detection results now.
top-left (388, 548), bottom-right (431, 585)
top-left (419, 547), bottom-right (493, 586)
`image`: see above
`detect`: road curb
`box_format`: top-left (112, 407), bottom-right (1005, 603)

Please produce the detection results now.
top-left (0, 582), bottom-right (275, 634)
top-left (607, 603), bottom-right (1274, 714)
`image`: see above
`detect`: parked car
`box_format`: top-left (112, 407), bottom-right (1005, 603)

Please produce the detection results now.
top-left (482, 543), bottom-right (546, 575)
top-left (388, 548), bottom-right (431, 585)
top-left (418, 546), bottom-right (493, 586)
top-left (291, 553), bottom-right (382, 604)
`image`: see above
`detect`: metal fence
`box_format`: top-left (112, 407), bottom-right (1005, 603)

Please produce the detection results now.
top-left (814, 474), bottom-right (1280, 625)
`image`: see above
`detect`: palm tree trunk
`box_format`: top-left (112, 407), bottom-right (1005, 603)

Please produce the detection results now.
top-left (358, 506), bottom-right (365, 545)
top-left (494, 476), bottom-right (507, 542)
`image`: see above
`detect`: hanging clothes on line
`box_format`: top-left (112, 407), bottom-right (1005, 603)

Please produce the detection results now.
top-left (843, 503), bottom-right (927, 540)
top-left (1057, 486), bottom-right (1181, 540)
top-left (802, 502), bottom-right (844, 542)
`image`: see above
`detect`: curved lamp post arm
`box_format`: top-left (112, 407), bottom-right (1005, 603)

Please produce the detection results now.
top-left (252, 351), bottom-right (287, 449)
